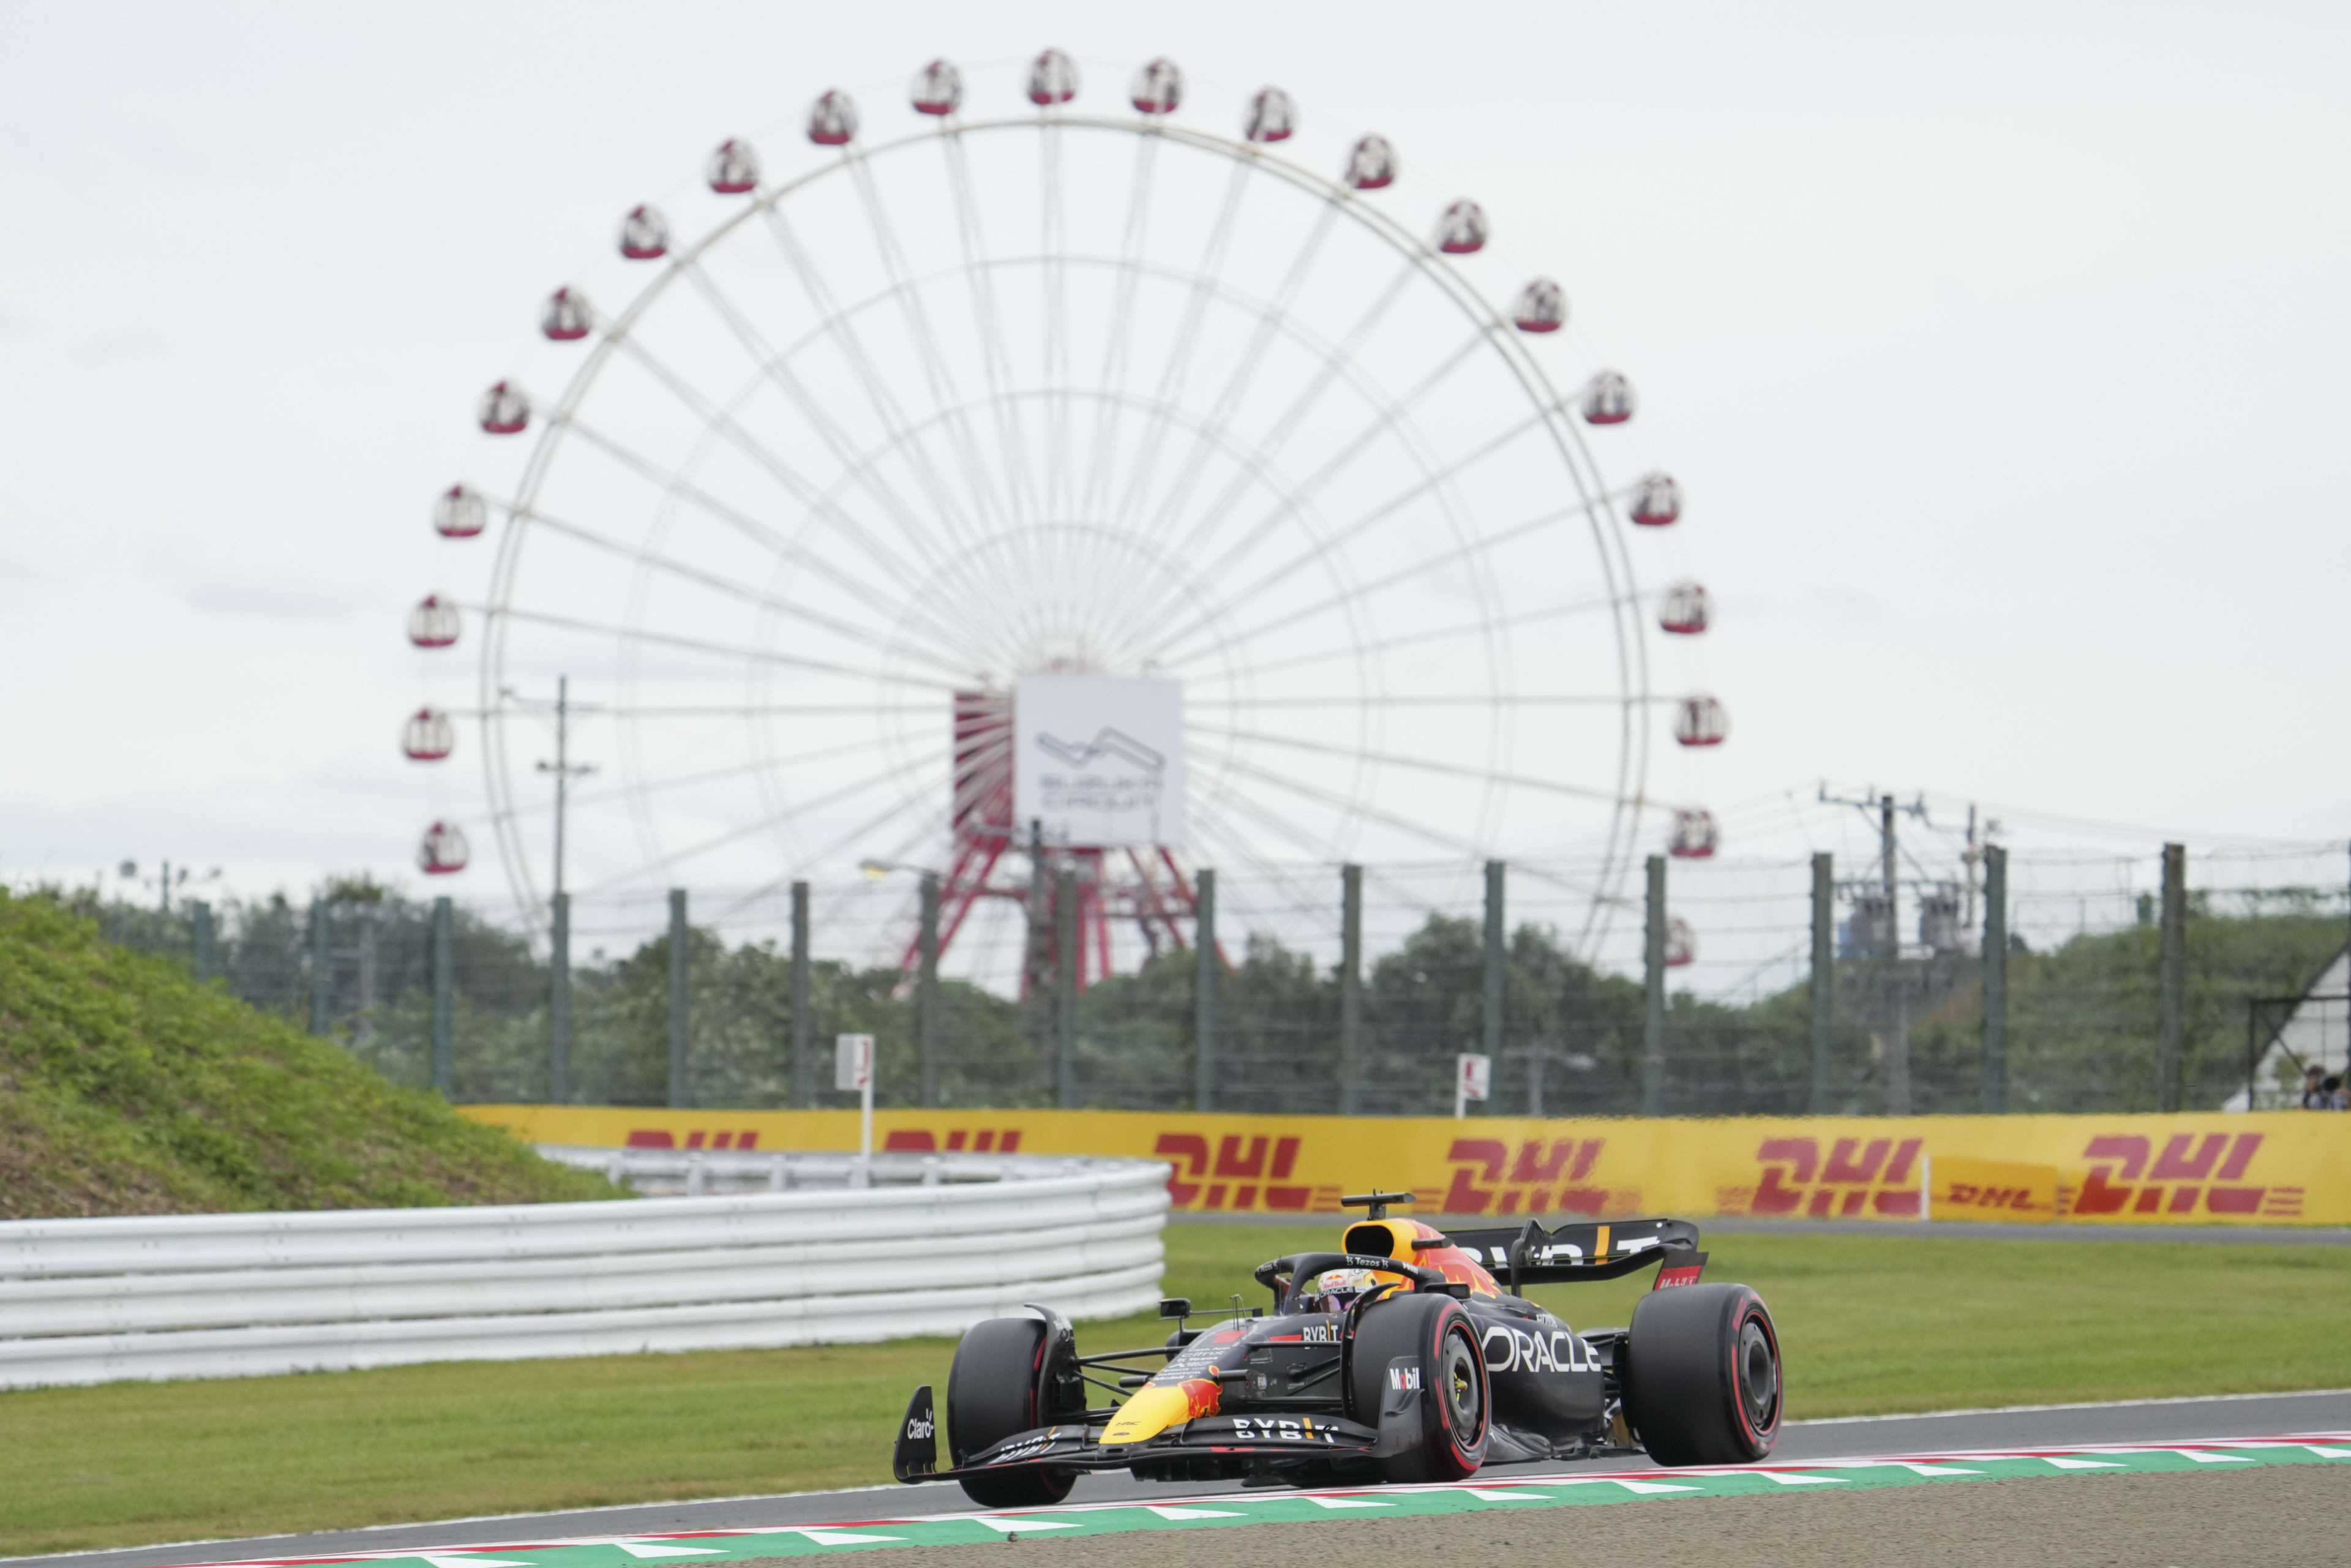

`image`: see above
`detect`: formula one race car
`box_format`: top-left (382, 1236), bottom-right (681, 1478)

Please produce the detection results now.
top-left (892, 1191), bottom-right (1782, 1505)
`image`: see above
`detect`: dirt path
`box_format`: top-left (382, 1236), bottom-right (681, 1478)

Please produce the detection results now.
top-left (783, 1468), bottom-right (2334, 1568)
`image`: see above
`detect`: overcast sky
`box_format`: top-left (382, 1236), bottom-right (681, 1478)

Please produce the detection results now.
top-left (2, 2), bottom-right (2345, 949)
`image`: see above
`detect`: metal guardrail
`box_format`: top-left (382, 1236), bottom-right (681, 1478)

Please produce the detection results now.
top-left (0, 1155), bottom-right (1168, 1389)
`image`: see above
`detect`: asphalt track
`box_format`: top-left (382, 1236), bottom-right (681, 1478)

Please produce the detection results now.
top-left (15, 1390), bottom-right (2349, 1568)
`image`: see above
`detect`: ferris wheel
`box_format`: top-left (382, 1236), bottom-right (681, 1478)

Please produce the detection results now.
top-left (405, 51), bottom-right (1727, 985)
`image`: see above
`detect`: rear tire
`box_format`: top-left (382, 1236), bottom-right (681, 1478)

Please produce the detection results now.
top-left (1621, 1283), bottom-right (1782, 1466)
top-left (1347, 1292), bottom-right (1490, 1483)
top-left (946, 1316), bottom-right (1077, 1507)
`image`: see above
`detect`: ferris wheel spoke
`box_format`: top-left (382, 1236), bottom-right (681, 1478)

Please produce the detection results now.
top-left (1192, 741), bottom-right (1621, 909)
top-left (516, 500), bottom-right (978, 681)
top-left (1037, 119), bottom-right (1074, 520)
top-left (847, 151), bottom-right (1020, 543)
top-left (504, 731), bottom-right (906, 822)
top-left (1137, 405), bottom-right (1550, 662)
top-left (708, 770), bottom-right (954, 921)
top-left (1176, 590), bottom-right (1631, 687)
top-left (1115, 200), bottom-right (1339, 545)
top-left (1125, 258), bottom-right (1417, 610)
top-left (674, 263), bottom-right (1003, 622)
top-left (1194, 693), bottom-right (1646, 709)
top-left (1074, 129), bottom-right (1161, 531)
top-left (755, 205), bottom-right (993, 560)
top-left (1110, 159), bottom-right (1261, 532)
top-left (484, 602), bottom-right (963, 691)
top-left (1152, 482), bottom-right (1610, 672)
top-left (579, 749), bottom-right (943, 898)
top-left (1191, 721), bottom-right (1643, 809)
top-left (940, 133), bottom-right (1043, 551)
top-left (1186, 796), bottom-right (1356, 930)
top-left (557, 413), bottom-right (1000, 666)
top-left (1069, 155), bottom-right (1254, 662)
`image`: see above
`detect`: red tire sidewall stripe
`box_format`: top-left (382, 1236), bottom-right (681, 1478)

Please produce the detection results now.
top-left (1728, 1291), bottom-right (1780, 1450)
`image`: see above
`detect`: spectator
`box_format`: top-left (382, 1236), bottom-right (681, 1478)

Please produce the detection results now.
top-left (2302, 1065), bottom-right (2331, 1108)
top-left (2330, 1076), bottom-right (2349, 1111)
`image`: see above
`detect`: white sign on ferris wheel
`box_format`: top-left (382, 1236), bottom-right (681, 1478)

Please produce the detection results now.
top-left (1012, 675), bottom-right (1186, 848)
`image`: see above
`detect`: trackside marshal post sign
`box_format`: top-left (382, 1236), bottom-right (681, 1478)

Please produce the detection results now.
top-left (1014, 674), bottom-right (1185, 846)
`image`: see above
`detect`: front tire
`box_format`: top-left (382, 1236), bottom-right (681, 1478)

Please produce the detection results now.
top-left (1348, 1292), bottom-right (1490, 1482)
top-left (1621, 1283), bottom-right (1782, 1466)
top-left (946, 1316), bottom-right (1077, 1507)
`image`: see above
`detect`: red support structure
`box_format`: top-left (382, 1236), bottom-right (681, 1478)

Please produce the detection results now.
top-left (899, 692), bottom-right (1204, 993)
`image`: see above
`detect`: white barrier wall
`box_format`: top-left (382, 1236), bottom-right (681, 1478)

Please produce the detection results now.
top-left (0, 1155), bottom-right (1168, 1389)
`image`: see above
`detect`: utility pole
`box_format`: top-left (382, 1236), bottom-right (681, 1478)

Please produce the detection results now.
top-left (531, 676), bottom-right (594, 1103)
top-left (1193, 868), bottom-right (1217, 1111)
top-left (1641, 855), bottom-right (1667, 1116)
top-left (1339, 865), bottom-right (1363, 1116)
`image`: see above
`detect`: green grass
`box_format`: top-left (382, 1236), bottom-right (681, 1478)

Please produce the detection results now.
top-left (0, 891), bottom-right (615, 1218)
top-left (4, 1225), bottom-right (2347, 1556)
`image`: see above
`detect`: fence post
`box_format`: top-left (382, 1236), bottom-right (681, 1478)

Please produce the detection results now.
top-left (1642, 855), bottom-right (1667, 1116)
top-left (1340, 863), bottom-right (1363, 1116)
top-left (1194, 868), bottom-right (1218, 1111)
top-left (549, 891), bottom-right (571, 1103)
top-left (2158, 842), bottom-right (2186, 1112)
top-left (1809, 853), bottom-right (1834, 1112)
top-left (668, 888), bottom-right (689, 1108)
top-left (789, 880), bottom-right (812, 1109)
top-left (1056, 866), bottom-right (1078, 1109)
top-left (307, 899), bottom-right (330, 1036)
top-left (432, 895), bottom-right (454, 1097)
top-left (1483, 861), bottom-right (1505, 1103)
top-left (1981, 844), bottom-right (2008, 1113)
top-left (190, 899), bottom-right (216, 984)
top-left (918, 871), bottom-right (942, 1108)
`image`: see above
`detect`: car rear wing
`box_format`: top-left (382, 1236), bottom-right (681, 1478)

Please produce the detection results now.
top-left (1423, 1216), bottom-right (1704, 1292)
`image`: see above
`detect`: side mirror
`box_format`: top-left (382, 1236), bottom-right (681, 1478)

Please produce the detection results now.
top-left (1158, 1297), bottom-right (1193, 1319)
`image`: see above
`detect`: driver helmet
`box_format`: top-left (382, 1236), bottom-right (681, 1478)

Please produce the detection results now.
top-left (1300, 1266), bottom-right (1387, 1314)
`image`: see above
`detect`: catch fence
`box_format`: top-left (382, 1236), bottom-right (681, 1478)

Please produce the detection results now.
top-left (69, 839), bottom-right (2351, 1120)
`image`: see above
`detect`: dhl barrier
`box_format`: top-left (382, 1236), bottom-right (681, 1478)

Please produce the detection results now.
top-left (463, 1106), bottom-right (2349, 1227)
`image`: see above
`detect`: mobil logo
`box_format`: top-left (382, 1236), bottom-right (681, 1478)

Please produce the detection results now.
top-left (1749, 1136), bottom-right (1925, 1217)
top-left (1441, 1138), bottom-right (1610, 1216)
top-left (1153, 1133), bottom-right (1340, 1211)
top-left (2069, 1132), bottom-right (2298, 1220)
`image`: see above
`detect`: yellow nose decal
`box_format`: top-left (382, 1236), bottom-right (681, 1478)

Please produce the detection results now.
top-left (1101, 1377), bottom-right (1221, 1445)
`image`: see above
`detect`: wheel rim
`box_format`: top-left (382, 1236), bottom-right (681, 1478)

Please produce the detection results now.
top-left (1439, 1321), bottom-right (1485, 1443)
top-left (1736, 1313), bottom-right (1779, 1434)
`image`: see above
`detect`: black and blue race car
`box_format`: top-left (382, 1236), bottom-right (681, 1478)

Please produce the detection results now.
top-left (893, 1191), bottom-right (1783, 1505)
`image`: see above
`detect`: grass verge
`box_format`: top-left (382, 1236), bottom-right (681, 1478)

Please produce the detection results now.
top-left (4, 1225), bottom-right (2346, 1556)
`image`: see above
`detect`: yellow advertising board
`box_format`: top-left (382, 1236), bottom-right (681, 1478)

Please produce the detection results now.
top-left (462, 1104), bottom-right (2347, 1227)
top-left (1924, 1157), bottom-right (2060, 1223)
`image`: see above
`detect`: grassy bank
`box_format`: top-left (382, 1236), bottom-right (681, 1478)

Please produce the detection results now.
top-left (0, 891), bottom-right (613, 1218)
top-left (5, 1223), bottom-right (2347, 1555)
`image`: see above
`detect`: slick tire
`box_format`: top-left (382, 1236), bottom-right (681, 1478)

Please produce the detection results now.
top-left (1621, 1283), bottom-right (1782, 1466)
top-left (1348, 1291), bottom-right (1490, 1484)
top-left (947, 1316), bottom-right (1077, 1507)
